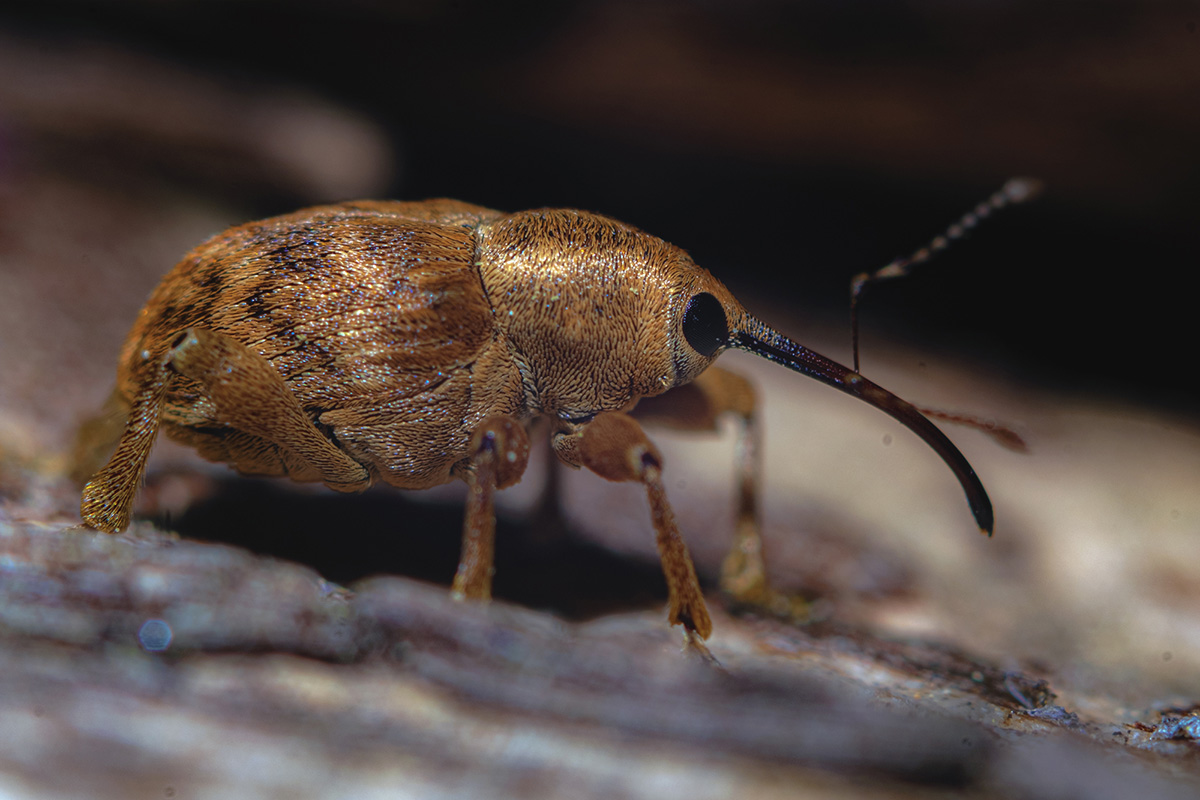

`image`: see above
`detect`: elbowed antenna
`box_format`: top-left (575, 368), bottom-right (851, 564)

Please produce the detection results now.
top-left (731, 314), bottom-right (993, 536)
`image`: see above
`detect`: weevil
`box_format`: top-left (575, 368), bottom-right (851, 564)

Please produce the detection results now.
top-left (80, 198), bottom-right (993, 640)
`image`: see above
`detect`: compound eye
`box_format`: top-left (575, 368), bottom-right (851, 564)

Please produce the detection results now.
top-left (682, 292), bottom-right (728, 357)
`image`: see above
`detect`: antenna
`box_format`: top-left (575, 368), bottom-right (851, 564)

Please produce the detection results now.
top-left (849, 178), bottom-right (1043, 372)
top-left (848, 178), bottom-right (1042, 453)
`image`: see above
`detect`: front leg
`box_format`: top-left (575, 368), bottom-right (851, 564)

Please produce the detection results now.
top-left (634, 366), bottom-right (807, 621)
top-left (555, 412), bottom-right (712, 640)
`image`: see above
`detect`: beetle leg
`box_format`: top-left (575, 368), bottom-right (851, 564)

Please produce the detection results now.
top-left (634, 367), bottom-right (808, 622)
top-left (80, 359), bottom-right (172, 533)
top-left (556, 412), bottom-right (713, 640)
top-left (81, 327), bottom-right (374, 533)
top-left (165, 328), bottom-right (370, 492)
top-left (451, 415), bottom-right (531, 602)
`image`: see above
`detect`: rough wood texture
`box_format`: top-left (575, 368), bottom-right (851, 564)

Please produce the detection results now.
top-left (3, 444), bottom-right (1200, 800)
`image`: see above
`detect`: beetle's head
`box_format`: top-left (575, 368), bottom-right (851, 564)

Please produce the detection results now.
top-left (478, 207), bottom-right (990, 536)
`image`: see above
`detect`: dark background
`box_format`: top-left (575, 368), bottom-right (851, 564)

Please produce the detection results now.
top-left (2, 0), bottom-right (1195, 416)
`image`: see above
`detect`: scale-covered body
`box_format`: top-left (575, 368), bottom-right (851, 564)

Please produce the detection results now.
top-left (83, 197), bottom-right (992, 641)
top-left (113, 199), bottom-right (722, 491)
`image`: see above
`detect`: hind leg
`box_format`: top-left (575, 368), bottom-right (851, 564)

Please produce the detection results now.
top-left (80, 360), bottom-right (172, 532)
top-left (163, 328), bottom-right (368, 490)
top-left (81, 327), bottom-right (369, 532)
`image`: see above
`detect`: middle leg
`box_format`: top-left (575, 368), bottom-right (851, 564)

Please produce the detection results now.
top-left (450, 415), bottom-right (531, 602)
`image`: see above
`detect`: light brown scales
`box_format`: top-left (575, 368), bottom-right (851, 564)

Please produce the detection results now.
top-left (81, 198), bottom-right (994, 645)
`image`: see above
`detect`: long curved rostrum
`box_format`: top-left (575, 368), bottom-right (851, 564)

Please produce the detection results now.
top-left (731, 314), bottom-right (994, 536)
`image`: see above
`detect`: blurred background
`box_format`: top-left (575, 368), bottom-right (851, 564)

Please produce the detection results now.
top-left (3, 2), bottom-right (1200, 797)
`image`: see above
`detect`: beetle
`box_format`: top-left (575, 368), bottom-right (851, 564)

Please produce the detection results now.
top-left (80, 198), bottom-right (991, 641)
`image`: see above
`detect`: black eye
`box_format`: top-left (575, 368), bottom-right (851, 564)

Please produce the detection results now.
top-left (682, 292), bottom-right (728, 357)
